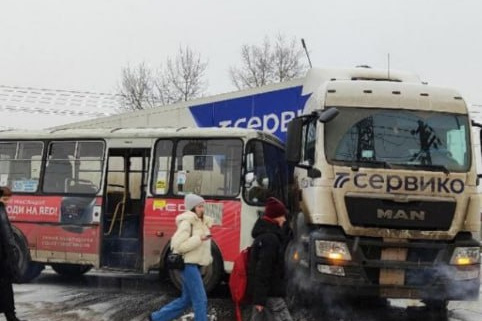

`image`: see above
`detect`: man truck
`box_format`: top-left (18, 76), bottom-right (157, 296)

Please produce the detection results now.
top-left (285, 67), bottom-right (480, 307)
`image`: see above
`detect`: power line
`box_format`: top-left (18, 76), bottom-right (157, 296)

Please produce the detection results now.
top-left (0, 84), bottom-right (120, 99)
top-left (0, 84), bottom-right (121, 116)
top-left (0, 105), bottom-right (113, 117)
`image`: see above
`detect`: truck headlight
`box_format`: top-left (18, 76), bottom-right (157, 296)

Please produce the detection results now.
top-left (315, 240), bottom-right (352, 261)
top-left (450, 247), bottom-right (480, 265)
top-left (317, 264), bottom-right (345, 276)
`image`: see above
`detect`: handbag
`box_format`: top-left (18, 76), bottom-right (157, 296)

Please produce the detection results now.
top-left (166, 223), bottom-right (193, 270)
top-left (166, 251), bottom-right (185, 270)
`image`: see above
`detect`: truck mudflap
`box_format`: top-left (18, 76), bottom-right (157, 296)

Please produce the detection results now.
top-left (296, 227), bottom-right (480, 301)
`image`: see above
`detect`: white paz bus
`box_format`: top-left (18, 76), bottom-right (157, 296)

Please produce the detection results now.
top-left (0, 126), bottom-right (288, 291)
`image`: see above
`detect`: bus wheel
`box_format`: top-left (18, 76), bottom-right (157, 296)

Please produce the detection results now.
top-left (12, 229), bottom-right (44, 283)
top-left (167, 242), bottom-right (224, 293)
top-left (51, 263), bottom-right (92, 277)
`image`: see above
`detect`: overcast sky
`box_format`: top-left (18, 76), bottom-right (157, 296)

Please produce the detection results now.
top-left (0, 0), bottom-right (481, 105)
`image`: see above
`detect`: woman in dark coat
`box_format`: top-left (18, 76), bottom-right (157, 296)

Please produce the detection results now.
top-left (0, 186), bottom-right (24, 321)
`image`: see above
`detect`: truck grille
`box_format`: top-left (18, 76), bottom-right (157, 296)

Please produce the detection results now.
top-left (345, 196), bottom-right (455, 231)
top-left (359, 244), bottom-right (439, 262)
top-left (353, 238), bottom-right (447, 286)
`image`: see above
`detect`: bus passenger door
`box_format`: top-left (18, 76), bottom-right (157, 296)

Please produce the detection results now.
top-left (101, 148), bottom-right (149, 270)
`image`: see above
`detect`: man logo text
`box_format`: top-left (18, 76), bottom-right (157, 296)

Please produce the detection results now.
top-left (377, 209), bottom-right (426, 221)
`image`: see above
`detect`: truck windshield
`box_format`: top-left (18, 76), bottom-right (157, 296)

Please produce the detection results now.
top-left (324, 107), bottom-right (470, 172)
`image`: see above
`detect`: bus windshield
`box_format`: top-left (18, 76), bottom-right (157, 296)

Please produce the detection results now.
top-left (325, 107), bottom-right (470, 172)
top-left (243, 139), bottom-right (288, 205)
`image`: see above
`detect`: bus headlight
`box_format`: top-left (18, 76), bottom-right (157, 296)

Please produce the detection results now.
top-left (450, 247), bottom-right (480, 265)
top-left (315, 240), bottom-right (352, 261)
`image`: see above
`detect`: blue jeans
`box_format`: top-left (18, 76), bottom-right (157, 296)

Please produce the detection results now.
top-left (151, 264), bottom-right (208, 321)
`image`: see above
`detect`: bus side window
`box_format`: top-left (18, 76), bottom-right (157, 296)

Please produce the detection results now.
top-left (152, 140), bottom-right (173, 195)
top-left (43, 141), bottom-right (104, 194)
top-left (31, 155), bottom-right (42, 179)
top-left (3, 141), bottom-right (43, 192)
top-left (177, 155), bottom-right (203, 195)
top-left (10, 160), bottom-right (30, 181)
top-left (68, 141), bottom-right (104, 194)
top-left (44, 148), bottom-right (73, 193)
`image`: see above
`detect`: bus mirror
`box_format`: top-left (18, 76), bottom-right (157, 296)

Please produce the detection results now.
top-left (246, 153), bottom-right (254, 172)
top-left (317, 107), bottom-right (339, 123)
top-left (244, 172), bottom-right (255, 187)
top-left (261, 177), bottom-right (269, 188)
top-left (286, 118), bottom-right (303, 164)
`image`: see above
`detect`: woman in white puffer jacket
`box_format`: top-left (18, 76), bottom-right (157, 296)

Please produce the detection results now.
top-left (150, 194), bottom-right (213, 321)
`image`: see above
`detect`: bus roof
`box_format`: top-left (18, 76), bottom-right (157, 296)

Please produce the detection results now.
top-left (0, 126), bottom-right (283, 146)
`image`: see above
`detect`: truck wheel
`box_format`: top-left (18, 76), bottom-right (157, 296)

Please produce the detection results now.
top-left (167, 242), bottom-right (224, 293)
top-left (12, 229), bottom-right (44, 283)
top-left (423, 299), bottom-right (448, 311)
top-left (285, 239), bottom-right (312, 307)
top-left (350, 296), bottom-right (388, 308)
top-left (292, 211), bottom-right (309, 239)
top-left (51, 263), bottom-right (92, 276)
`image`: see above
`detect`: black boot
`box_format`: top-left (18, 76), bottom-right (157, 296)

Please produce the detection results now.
top-left (5, 312), bottom-right (24, 321)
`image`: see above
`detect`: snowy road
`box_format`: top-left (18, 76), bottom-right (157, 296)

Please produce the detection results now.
top-left (6, 268), bottom-right (482, 321)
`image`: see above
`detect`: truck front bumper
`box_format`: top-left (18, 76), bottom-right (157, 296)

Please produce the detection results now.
top-left (301, 228), bottom-right (481, 300)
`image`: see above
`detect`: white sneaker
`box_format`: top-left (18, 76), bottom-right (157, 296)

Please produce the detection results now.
top-left (176, 311), bottom-right (217, 321)
top-left (207, 313), bottom-right (217, 321)
top-left (178, 312), bottom-right (194, 321)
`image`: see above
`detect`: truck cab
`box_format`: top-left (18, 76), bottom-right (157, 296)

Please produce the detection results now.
top-left (286, 67), bottom-right (481, 303)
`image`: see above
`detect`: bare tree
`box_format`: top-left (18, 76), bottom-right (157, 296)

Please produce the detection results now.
top-left (230, 34), bottom-right (308, 89)
top-left (272, 34), bottom-right (307, 82)
top-left (118, 62), bottom-right (157, 111)
top-left (160, 46), bottom-right (208, 103)
top-left (230, 38), bottom-right (273, 89)
top-left (153, 71), bottom-right (176, 106)
top-left (118, 46), bottom-right (208, 110)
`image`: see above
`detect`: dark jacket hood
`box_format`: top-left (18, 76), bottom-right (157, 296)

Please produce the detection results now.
top-left (251, 217), bottom-right (282, 240)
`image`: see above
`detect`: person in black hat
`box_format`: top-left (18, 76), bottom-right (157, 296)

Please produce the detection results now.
top-left (248, 197), bottom-right (293, 321)
top-left (0, 187), bottom-right (25, 321)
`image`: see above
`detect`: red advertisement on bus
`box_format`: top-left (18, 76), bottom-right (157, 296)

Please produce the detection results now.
top-left (143, 198), bottom-right (241, 264)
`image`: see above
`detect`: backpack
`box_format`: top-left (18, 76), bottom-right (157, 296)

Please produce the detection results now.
top-left (229, 246), bottom-right (252, 321)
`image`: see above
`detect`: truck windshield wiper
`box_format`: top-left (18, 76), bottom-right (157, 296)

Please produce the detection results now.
top-left (350, 160), bottom-right (393, 171)
top-left (392, 163), bottom-right (450, 174)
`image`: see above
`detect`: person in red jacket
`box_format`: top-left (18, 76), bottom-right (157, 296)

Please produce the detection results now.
top-left (0, 187), bottom-right (25, 321)
top-left (248, 197), bottom-right (293, 321)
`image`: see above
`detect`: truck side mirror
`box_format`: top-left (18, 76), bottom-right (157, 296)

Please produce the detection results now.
top-left (318, 107), bottom-right (339, 123)
top-left (286, 118), bottom-right (304, 164)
